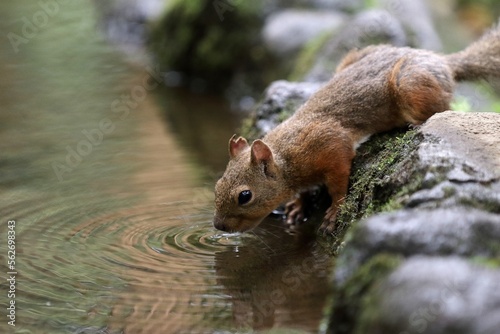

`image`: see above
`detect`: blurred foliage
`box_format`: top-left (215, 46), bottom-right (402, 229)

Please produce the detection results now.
top-left (452, 82), bottom-right (500, 113)
top-left (289, 31), bottom-right (334, 81)
top-left (457, 0), bottom-right (500, 12)
top-left (456, 0), bottom-right (500, 34)
top-left (148, 0), bottom-right (280, 93)
top-left (328, 253), bottom-right (403, 334)
top-left (450, 96), bottom-right (473, 112)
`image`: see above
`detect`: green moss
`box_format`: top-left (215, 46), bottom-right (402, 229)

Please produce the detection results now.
top-left (276, 103), bottom-right (296, 122)
top-left (332, 129), bottom-right (422, 241)
top-left (458, 196), bottom-right (500, 214)
top-left (328, 253), bottom-right (403, 334)
top-left (472, 225), bottom-right (500, 256)
top-left (469, 256), bottom-right (500, 269)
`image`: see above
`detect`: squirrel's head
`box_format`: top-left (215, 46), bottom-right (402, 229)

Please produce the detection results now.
top-left (213, 135), bottom-right (291, 232)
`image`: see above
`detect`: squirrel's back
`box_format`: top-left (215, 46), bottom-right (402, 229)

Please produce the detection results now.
top-left (285, 45), bottom-right (453, 138)
top-left (284, 23), bottom-right (500, 137)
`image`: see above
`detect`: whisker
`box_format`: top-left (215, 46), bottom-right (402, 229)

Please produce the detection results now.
top-left (250, 231), bottom-right (275, 253)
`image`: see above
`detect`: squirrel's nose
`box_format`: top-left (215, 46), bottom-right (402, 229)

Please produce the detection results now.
top-left (213, 216), bottom-right (227, 232)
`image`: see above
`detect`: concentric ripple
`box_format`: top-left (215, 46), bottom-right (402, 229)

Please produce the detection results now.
top-left (64, 200), bottom-right (313, 333)
top-left (68, 201), bottom-right (252, 274)
top-left (1, 193), bottom-right (332, 333)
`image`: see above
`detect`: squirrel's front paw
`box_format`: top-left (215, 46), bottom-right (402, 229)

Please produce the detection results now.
top-left (319, 207), bottom-right (338, 234)
top-left (285, 197), bottom-right (306, 225)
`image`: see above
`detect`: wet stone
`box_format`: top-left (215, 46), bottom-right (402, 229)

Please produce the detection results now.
top-left (357, 257), bottom-right (500, 334)
top-left (335, 208), bottom-right (500, 285)
top-left (250, 80), bottom-right (324, 137)
top-left (262, 9), bottom-right (346, 56)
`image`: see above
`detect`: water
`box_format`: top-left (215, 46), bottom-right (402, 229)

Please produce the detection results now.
top-left (0, 2), bottom-right (332, 333)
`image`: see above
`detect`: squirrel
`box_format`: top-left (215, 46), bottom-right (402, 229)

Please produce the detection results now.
top-left (213, 24), bottom-right (500, 234)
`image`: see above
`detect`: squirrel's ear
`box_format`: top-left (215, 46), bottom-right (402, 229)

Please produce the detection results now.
top-left (250, 140), bottom-right (273, 165)
top-left (229, 134), bottom-right (249, 159)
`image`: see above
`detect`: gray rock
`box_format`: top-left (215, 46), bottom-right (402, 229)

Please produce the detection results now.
top-left (398, 112), bottom-right (500, 211)
top-left (262, 9), bottom-right (347, 56)
top-left (252, 80), bottom-right (325, 136)
top-left (419, 112), bottom-right (500, 181)
top-left (358, 257), bottom-right (500, 334)
top-left (304, 0), bottom-right (364, 12)
top-left (96, 0), bottom-right (167, 46)
top-left (336, 208), bottom-right (500, 285)
top-left (304, 9), bottom-right (407, 82)
top-left (378, 0), bottom-right (442, 50)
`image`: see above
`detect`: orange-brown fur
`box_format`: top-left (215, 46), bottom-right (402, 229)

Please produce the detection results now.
top-left (214, 24), bottom-right (500, 234)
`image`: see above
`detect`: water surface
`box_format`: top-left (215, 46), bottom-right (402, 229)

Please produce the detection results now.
top-left (0, 2), bottom-right (332, 333)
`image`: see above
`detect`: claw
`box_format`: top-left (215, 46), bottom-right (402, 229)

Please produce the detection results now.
top-left (319, 206), bottom-right (338, 235)
top-left (284, 194), bottom-right (307, 225)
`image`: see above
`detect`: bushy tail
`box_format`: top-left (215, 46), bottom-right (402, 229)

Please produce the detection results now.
top-left (446, 22), bottom-right (500, 81)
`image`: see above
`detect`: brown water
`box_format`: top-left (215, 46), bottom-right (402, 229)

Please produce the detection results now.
top-left (0, 2), bottom-right (332, 333)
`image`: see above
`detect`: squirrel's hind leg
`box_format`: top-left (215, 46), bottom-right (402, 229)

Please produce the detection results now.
top-left (390, 55), bottom-right (454, 124)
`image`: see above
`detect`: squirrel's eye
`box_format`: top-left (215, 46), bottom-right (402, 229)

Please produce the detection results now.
top-left (238, 190), bottom-right (252, 205)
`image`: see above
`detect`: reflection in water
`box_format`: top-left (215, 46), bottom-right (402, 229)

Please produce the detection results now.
top-left (96, 206), bottom-right (331, 333)
top-left (214, 223), bottom-right (331, 331)
top-left (158, 87), bottom-right (243, 173)
top-left (0, 2), bottom-right (333, 334)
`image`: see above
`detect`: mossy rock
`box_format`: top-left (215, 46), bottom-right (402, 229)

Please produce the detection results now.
top-left (327, 253), bottom-right (403, 334)
top-left (240, 80), bottom-right (324, 139)
top-left (348, 256), bottom-right (500, 334)
top-left (327, 112), bottom-right (500, 332)
top-left (330, 128), bottom-right (422, 245)
top-left (148, 0), bottom-right (277, 93)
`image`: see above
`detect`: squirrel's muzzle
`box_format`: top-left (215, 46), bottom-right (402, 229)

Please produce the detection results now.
top-left (213, 215), bottom-right (229, 232)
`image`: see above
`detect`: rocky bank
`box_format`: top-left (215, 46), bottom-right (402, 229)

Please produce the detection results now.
top-left (329, 111), bottom-right (500, 334)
